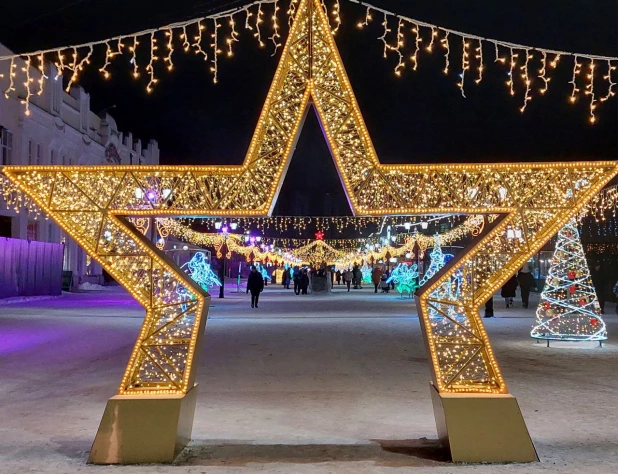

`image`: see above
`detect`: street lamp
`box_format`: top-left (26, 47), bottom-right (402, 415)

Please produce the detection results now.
top-left (218, 225), bottom-right (228, 298)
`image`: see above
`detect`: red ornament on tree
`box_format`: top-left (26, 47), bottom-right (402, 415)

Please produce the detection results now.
top-left (590, 318), bottom-right (599, 326)
top-left (567, 270), bottom-right (576, 279)
top-left (569, 285), bottom-right (576, 294)
top-left (543, 301), bottom-right (551, 310)
top-left (579, 298), bottom-right (587, 306)
top-left (315, 230), bottom-right (324, 240)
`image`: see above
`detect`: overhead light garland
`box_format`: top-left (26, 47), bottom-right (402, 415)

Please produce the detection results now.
top-left (0, 0), bottom-right (278, 114)
top-left (1, 0), bottom-right (615, 122)
top-left (350, 0), bottom-right (618, 123)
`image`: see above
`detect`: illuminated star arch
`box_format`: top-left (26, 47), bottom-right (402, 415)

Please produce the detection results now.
top-left (1, 0), bottom-right (616, 464)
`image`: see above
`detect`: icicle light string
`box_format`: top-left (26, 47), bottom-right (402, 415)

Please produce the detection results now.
top-left (350, 0), bottom-right (618, 123)
top-left (2, 0), bottom-right (617, 122)
top-left (0, 0), bottom-right (277, 113)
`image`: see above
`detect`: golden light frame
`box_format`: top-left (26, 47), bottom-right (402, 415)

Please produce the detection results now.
top-left (1, 0), bottom-right (616, 464)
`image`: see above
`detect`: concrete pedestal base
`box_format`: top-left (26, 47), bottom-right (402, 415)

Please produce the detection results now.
top-left (88, 384), bottom-right (199, 464)
top-left (429, 383), bottom-right (538, 463)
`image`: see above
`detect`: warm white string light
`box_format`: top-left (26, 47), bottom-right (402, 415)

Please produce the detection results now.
top-left (164, 28), bottom-right (176, 71)
top-left (129, 36), bottom-right (140, 79)
top-left (569, 55), bottom-right (582, 103)
top-left (21, 57), bottom-right (33, 116)
top-left (66, 45), bottom-right (93, 92)
top-left (349, 0), bottom-right (618, 122)
top-left (36, 53), bottom-right (45, 95)
top-left (145, 32), bottom-right (159, 93)
top-left (193, 21), bottom-right (208, 60)
top-left (585, 59), bottom-right (596, 123)
top-left (538, 51), bottom-right (549, 95)
top-left (410, 23), bottom-right (422, 71)
top-left (441, 31), bottom-right (450, 74)
top-left (226, 16), bottom-right (240, 57)
top-left (331, 0), bottom-right (341, 34)
top-left (458, 39), bottom-right (469, 97)
top-left (254, 3), bottom-right (265, 47)
top-left (269, 0), bottom-right (282, 55)
top-left (600, 59), bottom-right (616, 102)
top-left (378, 13), bottom-right (391, 59)
top-left (475, 39), bottom-right (483, 84)
top-left (520, 49), bottom-right (532, 112)
top-left (210, 19), bottom-right (222, 83)
top-left (507, 47), bottom-right (517, 96)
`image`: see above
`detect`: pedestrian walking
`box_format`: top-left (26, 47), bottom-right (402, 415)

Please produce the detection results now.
top-left (246, 265), bottom-right (264, 308)
top-left (343, 268), bottom-right (353, 292)
top-left (282, 268), bottom-right (291, 289)
top-left (293, 266), bottom-right (301, 295)
top-left (300, 269), bottom-right (310, 295)
top-left (501, 274), bottom-right (518, 308)
top-left (372, 266), bottom-right (383, 293)
top-left (336, 270), bottom-right (342, 285)
top-left (484, 297), bottom-right (494, 318)
top-left (517, 264), bottom-right (536, 308)
top-left (591, 262), bottom-right (606, 314)
top-left (353, 265), bottom-right (362, 289)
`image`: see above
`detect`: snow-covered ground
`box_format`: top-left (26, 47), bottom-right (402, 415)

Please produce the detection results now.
top-left (0, 285), bottom-right (617, 473)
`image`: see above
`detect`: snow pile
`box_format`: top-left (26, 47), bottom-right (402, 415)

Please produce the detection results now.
top-left (78, 282), bottom-right (113, 291)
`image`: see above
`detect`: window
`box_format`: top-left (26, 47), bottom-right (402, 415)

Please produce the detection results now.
top-left (27, 220), bottom-right (38, 241)
top-left (62, 154), bottom-right (67, 165)
top-left (0, 128), bottom-right (12, 165)
top-left (36, 144), bottom-right (42, 165)
top-left (50, 149), bottom-right (56, 165)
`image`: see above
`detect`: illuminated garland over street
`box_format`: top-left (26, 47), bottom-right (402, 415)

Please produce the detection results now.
top-left (531, 218), bottom-right (607, 342)
top-left (158, 215), bottom-right (488, 267)
top-left (0, 0), bottom-right (615, 121)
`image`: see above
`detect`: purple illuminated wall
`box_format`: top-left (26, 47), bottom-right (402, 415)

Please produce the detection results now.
top-left (0, 237), bottom-right (63, 298)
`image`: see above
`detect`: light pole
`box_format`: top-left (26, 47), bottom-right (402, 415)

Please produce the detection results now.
top-left (218, 225), bottom-right (228, 299)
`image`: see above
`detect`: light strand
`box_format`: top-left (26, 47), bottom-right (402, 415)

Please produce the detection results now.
top-left (520, 49), bottom-right (532, 112)
top-left (331, 0), bottom-right (342, 34)
top-left (210, 19), bottom-right (222, 83)
top-left (458, 39), bottom-right (469, 97)
top-left (600, 59), bottom-right (616, 102)
top-left (269, 0), bottom-right (282, 55)
top-left (585, 59), bottom-right (596, 123)
top-left (145, 32), bottom-right (159, 93)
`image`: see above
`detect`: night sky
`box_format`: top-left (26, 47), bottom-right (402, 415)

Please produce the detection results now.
top-left (1, 0), bottom-right (617, 216)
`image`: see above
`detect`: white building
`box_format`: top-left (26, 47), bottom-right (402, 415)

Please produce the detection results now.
top-left (0, 43), bottom-right (160, 288)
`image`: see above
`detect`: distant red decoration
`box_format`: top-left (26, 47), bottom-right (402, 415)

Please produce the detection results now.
top-left (543, 301), bottom-right (551, 310)
top-left (315, 230), bottom-right (324, 240)
top-left (591, 318), bottom-right (599, 326)
top-left (569, 285), bottom-right (576, 294)
top-left (567, 270), bottom-right (576, 279)
top-left (579, 298), bottom-right (587, 306)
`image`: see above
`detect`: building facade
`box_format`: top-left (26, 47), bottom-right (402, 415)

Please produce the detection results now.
top-left (0, 43), bottom-right (160, 288)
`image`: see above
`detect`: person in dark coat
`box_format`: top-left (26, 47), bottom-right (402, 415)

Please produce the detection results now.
top-left (484, 297), bottom-right (494, 318)
top-left (335, 270), bottom-right (342, 285)
top-left (282, 268), bottom-right (291, 289)
top-left (501, 274), bottom-right (518, 308)
top-left (300, 269), bottom-right (310, 295)
top-left (293, 266), bottom-right (302, 295)
top-left (353, 265), bottom-right (362, 289)
top-left (246, 265), bottom-right (264, 308)
top-left (591, 262), bottom-right (606, 314)
top-left (517, 263), bottom-right (536, 308)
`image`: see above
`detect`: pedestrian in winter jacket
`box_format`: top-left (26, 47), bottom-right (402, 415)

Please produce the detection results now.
top-left (246, 265), bottom-right (264, 308)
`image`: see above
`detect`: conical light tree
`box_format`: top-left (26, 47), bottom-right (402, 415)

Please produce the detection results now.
top-left (531, 218), bottom-right (607, 342)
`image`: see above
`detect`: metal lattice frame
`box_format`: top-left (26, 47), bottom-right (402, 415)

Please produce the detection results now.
top-left (2, 0), bottom-right (617, 397)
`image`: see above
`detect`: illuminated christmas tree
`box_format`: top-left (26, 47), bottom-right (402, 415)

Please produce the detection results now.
top-left (531, 219), bottom-right (607, 343)
top-left (361, 264), bottom-right (373, 284)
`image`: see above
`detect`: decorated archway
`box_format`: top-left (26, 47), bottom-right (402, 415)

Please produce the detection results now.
top-left (1, 0), bottom-right (616, 465)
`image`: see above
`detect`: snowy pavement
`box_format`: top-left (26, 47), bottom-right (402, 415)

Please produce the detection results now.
top-left (0, 285), bottom-right (617, 473)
